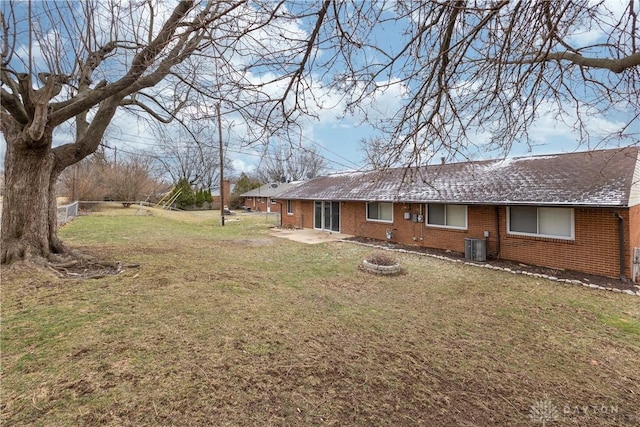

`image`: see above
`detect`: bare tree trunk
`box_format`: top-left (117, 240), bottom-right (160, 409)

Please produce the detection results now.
top-left (1, 126), bottom-right (59, 264)
top-left (48, 166), bottom-right (66, 254)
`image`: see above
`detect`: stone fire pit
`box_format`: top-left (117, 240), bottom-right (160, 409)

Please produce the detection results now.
top-left (361, 251), bottom-right (402, 275)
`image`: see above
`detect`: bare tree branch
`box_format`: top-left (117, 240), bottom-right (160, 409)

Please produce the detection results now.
top-left (522, 51), bottom-right (640, 73)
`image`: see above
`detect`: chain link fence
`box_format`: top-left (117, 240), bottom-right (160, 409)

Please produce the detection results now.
top-left (57, 201), bottom-right (79, 226)
top-left (0, 201), bottom-right (84, 226)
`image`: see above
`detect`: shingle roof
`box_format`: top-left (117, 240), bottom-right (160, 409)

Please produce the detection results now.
top-left (277, 147), bottom-right (640, 207)
top-left (240, 181), bottom-right (304, 198)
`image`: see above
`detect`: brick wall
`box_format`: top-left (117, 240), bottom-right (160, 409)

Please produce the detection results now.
top-left (281, 200), bottom-right (312, 228)
top-left (500, 207), bottom-right (625, 279)
top-left (244, 196), bottom-right (276, 212)
top-left (281, 199), bottom-right (632, 279)
top-left (345, 203), bottom-right (497, 254)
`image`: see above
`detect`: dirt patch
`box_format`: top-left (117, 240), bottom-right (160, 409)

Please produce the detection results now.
top-left (45, 257), bottom-right (140, 279)
top-left (227, 238), bottom-right (274, 247)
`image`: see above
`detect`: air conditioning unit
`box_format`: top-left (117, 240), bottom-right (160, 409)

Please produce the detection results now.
top-left (465, 238), bottom-right (486, 262)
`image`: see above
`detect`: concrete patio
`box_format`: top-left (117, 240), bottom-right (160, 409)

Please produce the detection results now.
top-left (270, 228), bottom-right (352, 244)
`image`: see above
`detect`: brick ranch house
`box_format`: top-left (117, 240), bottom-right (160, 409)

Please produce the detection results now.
top-left (276, 147), bottom-right (640, 280)
top-left (241, 181), bottom-right (304, 213)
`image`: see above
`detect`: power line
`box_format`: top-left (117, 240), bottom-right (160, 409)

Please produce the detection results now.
top-left (101, 130), bottom-right (362, 172)
top-left (298, 133), bottom-right (363, 170)
top-left (104, 119), bottom-right (367, 171)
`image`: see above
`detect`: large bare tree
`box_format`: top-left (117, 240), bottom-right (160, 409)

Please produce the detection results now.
top-left (2, 0), bottom-right (639, 265)
top-left (359, 136), bottom-right (404, 169)
top-left (1, 1), bottom-right (216, 263)
top-left (0, 0), bottom-right (313, 264)
top-left (151, 121), bottom-right (232, 191)
top-left (104, 152), bottom-right (162, 203)
top-left (256, 142), bottom-right (328, 183)
top-left (58, 150), bottom-right (110, 202)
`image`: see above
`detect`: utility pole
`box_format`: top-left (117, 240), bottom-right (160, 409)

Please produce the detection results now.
top-left (71, 163), bottom-right (78, 201)
top-left (217, 103), bottom-right (225, 226)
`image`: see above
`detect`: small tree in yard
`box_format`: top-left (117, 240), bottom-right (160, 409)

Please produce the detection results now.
top-left (229, 173), bottom-right (261, 209)
top-left (170, 178), bottom-right (196, 210)
top-left (195, 188), bottom-right (205, 208)
top-left (105, 153), bottom-right (159, 203)
top-left (59, 149), bottom-right (160, 203)
top-left (59, 152), bottom-right (110, 202)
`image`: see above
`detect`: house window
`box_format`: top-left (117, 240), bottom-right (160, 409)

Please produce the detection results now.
top-left (270, 198), bottom-right (276, 205)
top-left (286, 200), bottom-right (293, 214)
top-left (258, 197), bottom-right (264, 203)
top-left (426, 204), bottom-right (467, 229)
top-left (508, 206), bottom-right (574, 239)
top-left (367, 202), bottom-right (393, 222)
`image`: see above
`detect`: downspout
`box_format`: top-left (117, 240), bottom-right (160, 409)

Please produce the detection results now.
top-left (616, 211), bottom-right (627, 281)
top-left (277, 200), bottom-right (283, 227)
top-left (420, 204), bottom-right (424, 242)
top-left (494, 206), bottom-right (501, 258)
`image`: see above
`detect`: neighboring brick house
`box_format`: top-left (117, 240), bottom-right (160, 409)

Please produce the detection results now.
top-left (277, 147), bottom-right (640, 280)
top-left (240, 181), bottom-right (304, 213)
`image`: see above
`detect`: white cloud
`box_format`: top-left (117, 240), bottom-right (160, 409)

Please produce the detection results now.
top-left (568, 0), bottom-right (634, 46)
top-left (231, 158), bottom-right (255, 173)
top-left (527, 99), bottom-right (629, 149)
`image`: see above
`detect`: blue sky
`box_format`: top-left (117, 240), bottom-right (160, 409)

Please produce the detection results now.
top-left (87, 0), bottom-right (640, 175)
top-left (1, 0), bottom-right (637, 177)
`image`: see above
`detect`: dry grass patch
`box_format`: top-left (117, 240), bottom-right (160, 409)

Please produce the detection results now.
top-left (2, 210), bottom-right (639, 426)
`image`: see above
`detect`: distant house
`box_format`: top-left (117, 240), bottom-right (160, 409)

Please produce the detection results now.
top-left (240, 181), bottom-right (304, 213)
top-left (277, 147), bottom-right (640, 280)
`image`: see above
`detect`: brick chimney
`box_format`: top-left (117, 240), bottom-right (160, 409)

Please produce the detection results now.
top-left (222, 179), bottom-right (231, 208)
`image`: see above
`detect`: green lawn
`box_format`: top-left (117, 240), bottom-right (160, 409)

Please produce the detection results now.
top-left (2, 208), bottom-right (639, 426)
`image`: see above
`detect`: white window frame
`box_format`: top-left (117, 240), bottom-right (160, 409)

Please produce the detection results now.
top-left (270, 198), bottom-right (277, 205)
top-left (425, 204), bottom-right (468, 230)
top-left (286, 200), bottom-right (293, 215)
top-left (507, 206), bottom-right (574, 240)
top-left (366, 202), bottom-right (394, 223)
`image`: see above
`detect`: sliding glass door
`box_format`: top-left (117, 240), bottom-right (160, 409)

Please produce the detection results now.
top-left (314, 201), bottom-right (340, 232)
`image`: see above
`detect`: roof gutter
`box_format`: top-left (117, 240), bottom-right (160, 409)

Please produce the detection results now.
top-left (278, 197), bottom-right (627, 209)
top-left (616, 211), bottom-right (627, 282)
